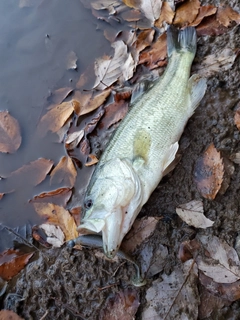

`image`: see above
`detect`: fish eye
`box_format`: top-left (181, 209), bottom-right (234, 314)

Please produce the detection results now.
top-left (84, 199), bottom-right (93, 209)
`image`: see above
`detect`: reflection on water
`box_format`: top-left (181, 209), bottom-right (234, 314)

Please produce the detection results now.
top-left (0, 0), bottom-right (111, 227)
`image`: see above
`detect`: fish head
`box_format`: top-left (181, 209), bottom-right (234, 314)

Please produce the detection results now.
top-left (77, 158), bottom-right (143, 259)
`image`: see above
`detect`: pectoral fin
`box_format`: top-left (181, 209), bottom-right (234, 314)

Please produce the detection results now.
top-left (133, 129), bottom-right (151, 171)
top-left (188, 74), bottom-right (207, 113)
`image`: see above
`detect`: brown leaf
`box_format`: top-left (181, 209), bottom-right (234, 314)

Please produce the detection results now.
top-left (0, 111), bottom-right (21, 154)
top-left (234, 105), bottom-right (240, 130)
top-left (80, 138), bottom-right (90, 156)
top-left (65, 129), bottom-right (84, 150)
top-left (32, 225), bottom-right (52, 248)
top-left (7, 158), bottom-right (53, 187)
top-left (99, 100), bottom-right (129, 129)
top-left (190, 5), bottom-right (217, 27)
top-left (155, 2), bottom-right (175, 28)
top-left (122, 217), bottom-right (159, 253)
top-left (33, 202), bottom-right (78, 240)
top-left (194, 143), bottom-right (224, 200)
top-left (0, 249), bottom-right (34, 281)
top-left (76, 63), bottom-right (94, 89)
top-left (196, 15), bottom-right (228, 36)
top-left (50, 156), bottom-right (77, 188)
top-left (50, 87), bottom-right (73, 105)
top-left (37, 100), bottom-right (76, 136)
top-left (114, 90), bottom-right (132, 103)
top-left (178, 239), bottom-right (201, 263)
top-left (84, 109), bottom-right (105, 135)
top-left (217, 6), bottom-right (240, 27)
top-left (123, 0), bottom-right (138, 9)
top-left (174, 0), bottom-right (201, 27)
top-left (30, 188), bottom-right (72, 207)
top-left (99, 288), bottom-right (139, 320)
top-left (121, 9), bottom-right (142, 22)
top-left (139, 32), bottom-right (167, 69)
top-left (0, 310), bottom-right (24, 320)
top-left (134, 29), bottom-right (155, 53)
top-left (73, 89), bottom-right (111, 116)
top-left (85, 154), bottom-right (99, 167)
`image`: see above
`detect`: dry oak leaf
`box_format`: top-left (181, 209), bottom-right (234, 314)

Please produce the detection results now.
top-left (50, 87), bottom-right (73, 105)
top-left (65, 129), bottom-right (84, 150)
top-left (30, 187), bottom-right (72, 207)
top-left (133, 29), bottom-right (155, 54)
top-left (217, 6), bottom-right (240, 28)
top-left (7, 158), bottom-right (54, 187)
top-left (0, 111), bottom-right (21, 154)
top-left (176, 200), bottom-right (214, 228)
top-left (173, 0), bottom-right (201, 27)
top-left (0, 310), bottom-right (24, 320)
top-left (194, 143), bottom-right (224, 200)
top-left (93, 41), bottom-right (135, 90)
top-left (73, 89), bottom-right (111, 116)
top-left (33, 202), bottom-right (78, 240)
top-left (197, 235), bottom-right (240, 284)
top-left (142, 259), bottom-right (199, 320)
top-left (85, 154), bottom-right (99, 167)
top-left (50, 156), bottom-right (77, 188)
top-left (196, 14), bottom-right (228, 36)
top-left (0, 249), bottom-right (34, 281)
top-left (37, 100), bottom-right (77, 136)
top-left (190, 5), bottom-right (217, 27)
top-left (155, 1), bottom-right (175, 28)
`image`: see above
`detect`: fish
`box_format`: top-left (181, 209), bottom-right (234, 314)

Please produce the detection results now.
top-left (76, 26), bottom-right (207, 260)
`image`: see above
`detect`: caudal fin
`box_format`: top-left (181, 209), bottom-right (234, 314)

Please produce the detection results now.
top-left (167, 26), bottom-right (197, 57)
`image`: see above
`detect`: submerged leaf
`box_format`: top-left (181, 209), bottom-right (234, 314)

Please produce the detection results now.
top-left (33, 203), bottom-right (78, 240)
top-left (194, 143), bottom-right (224, 200)
top-left (98, 100), bottom-right (129, 129)
top-left (176, 200), bottom-right (214, 228)
top-left (50, 156), bottom-right (77, 188)
top-left (30, 188), bottom-right (72, 207)
top-left (50, 87), bottom-right (73, 105)
top-left (0, 111), bottom-right (21, 154)
top-left (0, 249), bottom-right (34, 281)
top-left (66, 51), bottom-right (78, 70)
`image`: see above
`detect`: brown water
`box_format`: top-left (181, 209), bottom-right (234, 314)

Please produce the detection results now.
top-left (0, 0), bottom-right (111, 227)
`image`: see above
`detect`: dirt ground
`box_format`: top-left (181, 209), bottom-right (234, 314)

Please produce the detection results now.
top-left (1, 0), bottom-right (240, 319)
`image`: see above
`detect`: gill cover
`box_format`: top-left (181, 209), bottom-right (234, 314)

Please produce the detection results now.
top-left (77, 158), bottom-right (143, 258)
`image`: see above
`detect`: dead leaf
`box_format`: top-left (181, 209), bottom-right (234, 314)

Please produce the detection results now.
top-left (93, 41), bottom-right (135, 90)
top-left (219, 157), bottom-right (235, 195)
top-left (196, 15), bottom-right (228, 36)
top-left (99, 288), bottom-right (139, 320)
top-left (30, 188), bottom-right (72, 207)
top-left (80, 138), bottom-right (90, 156)
top-left (197, 235), bottom-right (240, 284)
top-left (73, 89), bottom-right (110, 116)
top-left (84, 109), bottom-right (105, 135)
top-left (194, 143), bottom-right (224, 200)
top-left (139, 32), bottom-right (167, 69)
top-left (98, 100), bottom-right (129, 129)
top-left (121, 9), bottom-right (142, 22)
top-left (50, 156), bottom-right (77, 188)
top-left (65, 129), bottom-right (84, 150)
top-left (0, 111), bottom-right (21, 154)
top-left (33, 203), bottom-right (78, 240)
top-left (193, 48), bottom-right (237, 78)
top-left (122, 217), bottom-right (159, 253)
top-left (39, 223), bottom-right (65, 247)
top-left (0, 249), bottom-right (34, 281)
top-left (139, 0), bottom-right (162, 24)
top-left (217, 6), bottom-right (240, 27)
top-left (114, 89), bottom-right (132, 103)
top-left (85, 154), bottom-right (99, 167)
top-left (155, 1), bottom-right (175, 27)
top-left (88, 0), bottom-right (121, 14)
top-left (234, 105), bottom-right (240, 130)
top-left (190, 5), bottom-right (217, 27)
top-left (176, 200), bottom-right (214, 228)
top-left (178, 239), bottom-right (201, 263)
top-left (7, 158), bottom-right (53, 187)
top-left (66, 51), bottom-right (78, 70)
top-left (142, 260), bottom-right (199, 319)
top-left (174, 0), bottom-right (200, 27)
top-left (37, 100), bottom-right (76, 136)
top-left (199, 271), bottom-right (240, 303)
top-left (133, 29), bottom-right (155, 54)
top-left (76, 63), bottom-right (95, 89)
top-left (0, 310), bottom-right (24, 320)
top-left (32, 225), bottom-right (52, 248)
top-left (50, 87), bottom-right (73, 105)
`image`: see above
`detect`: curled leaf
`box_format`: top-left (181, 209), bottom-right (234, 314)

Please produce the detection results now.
top-left (0, 111), bottom-right (21, 154)
top-left (194, 143), bottom-right (224, 200)
top-left (176, 200), bottom-right (214, 228)
top-left (85, 154), bottom-right (99, 167)
top-left (174, 0), bottom-right (201, 27)
top-left (190, 5), bottom-right (217, 27)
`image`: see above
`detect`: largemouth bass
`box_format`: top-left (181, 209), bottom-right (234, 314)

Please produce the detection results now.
top-left (77, 26), bottom-right (207, 259)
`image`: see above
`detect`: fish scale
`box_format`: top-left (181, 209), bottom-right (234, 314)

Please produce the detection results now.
top-left (76, 26), bottom-right (207, 263)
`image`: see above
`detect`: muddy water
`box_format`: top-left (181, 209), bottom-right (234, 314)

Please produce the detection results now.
top-left (0, 0), bottom-right (110, 227)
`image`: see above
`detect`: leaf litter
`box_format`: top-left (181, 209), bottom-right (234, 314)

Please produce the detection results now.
top-left (50, 156), bottom-right (77, 188)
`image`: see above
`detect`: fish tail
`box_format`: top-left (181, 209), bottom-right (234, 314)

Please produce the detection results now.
top-left (167, 26), bottom-right (197, 57)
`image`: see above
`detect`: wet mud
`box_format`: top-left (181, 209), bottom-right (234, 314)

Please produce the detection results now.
top-left (1, 0), bottom-right (240, 319)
